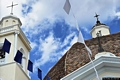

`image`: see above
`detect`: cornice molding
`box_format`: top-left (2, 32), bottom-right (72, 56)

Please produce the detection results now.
top-left (61, 56), bottom-right (120, 80)
top-left (0, 25), bottom-right (31, 51)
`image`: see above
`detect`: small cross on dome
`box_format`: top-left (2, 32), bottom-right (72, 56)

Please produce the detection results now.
top-left (94, 13), bottom-right (100, 21)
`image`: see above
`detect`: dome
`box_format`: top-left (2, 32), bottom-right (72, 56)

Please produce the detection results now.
top-left (95, 52), bottom-right (116, 59)
top-left (92, 21), bottom-right (106, 29)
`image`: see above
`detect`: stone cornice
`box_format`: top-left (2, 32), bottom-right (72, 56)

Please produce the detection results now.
top-left (61, 56), bottom-right (120, 80)
top-left (0, 24), bottom-right (31, 51)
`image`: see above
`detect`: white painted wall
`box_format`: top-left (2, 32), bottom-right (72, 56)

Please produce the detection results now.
top-left (0, 15), bottom-right (31, 79)
top-left (91, 25), bottom-right (110, 38)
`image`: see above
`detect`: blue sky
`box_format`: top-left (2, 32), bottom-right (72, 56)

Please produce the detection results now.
top-left (0, 0), bottom-right (120, 80)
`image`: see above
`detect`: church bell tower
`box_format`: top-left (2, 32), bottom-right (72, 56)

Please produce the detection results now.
top-left (0, 2), bottom-right (31, 80)
top-left (90, 14), bottom-right (116, 59)
top-left (90, 13), bottom-right (110, 38)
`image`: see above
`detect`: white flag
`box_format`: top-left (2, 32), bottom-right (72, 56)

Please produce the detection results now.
top-left (85, 45), bottom-right (92, 55)
top-left (72, 12), bottom-right (85, 44)
top-left (63, 0), bottom-right (71, 14)
top-left (74, 14), bottom-right (92, 55)
top-left (78, 30), bottom-right (92, 55)
top-left (78, 31), bottom-right (85, 44)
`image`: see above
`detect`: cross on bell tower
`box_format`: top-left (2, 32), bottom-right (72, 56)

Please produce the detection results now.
top-left (94, 13), bottom-right (101, 24)
top-left (96, 31), bottom-right (104, 52)
top-left (94, 13), bottom-right (99, 21)
top-left (7, 2), bottom-right (18, 15)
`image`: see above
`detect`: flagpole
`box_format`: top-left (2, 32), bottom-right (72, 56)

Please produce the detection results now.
top-left (71, 8), bottom-right (101, 80)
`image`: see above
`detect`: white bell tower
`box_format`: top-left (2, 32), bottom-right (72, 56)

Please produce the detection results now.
top-left (91, 14), bottom-right (116, 60)
top-left (90, 14), bottom-right (110, 38)
top-left (0, 2), bottom-right (31, 80)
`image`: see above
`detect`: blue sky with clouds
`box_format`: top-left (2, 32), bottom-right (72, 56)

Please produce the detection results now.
top-left (0, 0), bottom-right (120, 80)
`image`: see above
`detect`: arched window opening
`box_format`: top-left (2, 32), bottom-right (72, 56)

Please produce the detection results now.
top-left (6, 20), bottom-right (8, 22)
top-left (19, 48), bottom-right (26, 71)
top-left (12, 20), bottom-right (16, 25)
top-left (5, 20), bottom-right (9, 26)
top-left (0, 43), bottom-right (6, 65)
top-left (1, 23), bottom-right (3, 27)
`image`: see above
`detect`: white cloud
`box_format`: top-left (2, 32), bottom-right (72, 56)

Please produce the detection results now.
top-left (30, 41), bottom-right (37, 49)
top-left (33, 31), bottom-right (77, 72)
top-left (115, 12), bottom-right (120, 18)
top-left (61, 32), bottom-right (76, 47)
top-left (39, 32), bottom-right (59, 63)
top-left (33, 32), bottom-right (60, 71)
top-left (1, 0), bottom-right (120, 33)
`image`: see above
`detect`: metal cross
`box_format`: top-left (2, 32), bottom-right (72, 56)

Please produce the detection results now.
top-left (7, 2), bottom-right (18, 15)
top-left (94, 13), bottom-right (100, 21)
top-left (96, 31), bottom-right (104, 52)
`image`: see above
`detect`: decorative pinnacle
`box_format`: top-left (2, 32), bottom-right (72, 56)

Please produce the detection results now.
top-left (7, 2), bottom-right (18, 15)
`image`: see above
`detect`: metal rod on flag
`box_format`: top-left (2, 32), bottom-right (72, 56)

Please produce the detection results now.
top-left (71, 7), bottom-right (101, 80)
